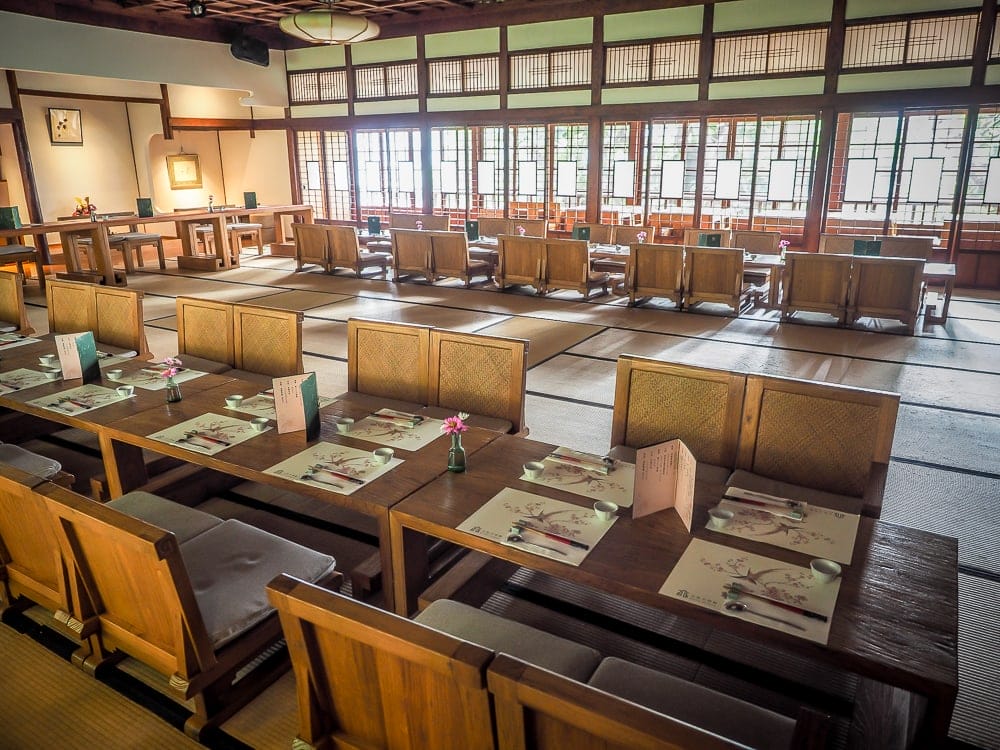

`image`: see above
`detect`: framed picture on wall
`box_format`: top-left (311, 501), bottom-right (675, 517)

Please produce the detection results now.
top-left (48, 108), bottom-right (83, 145)
top-left (166, 154), bottom-right (203, 190)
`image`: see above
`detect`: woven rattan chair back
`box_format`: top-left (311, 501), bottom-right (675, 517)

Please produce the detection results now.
top-left (347, 318), bottom-right (431, 404)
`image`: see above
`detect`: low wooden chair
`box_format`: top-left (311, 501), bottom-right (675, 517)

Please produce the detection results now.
top-left (267, 575), bottom-right (496, 750)
top-left (623, 243), bottom-right (683, 308)
top-left (496, 234), bottom-right (545, 292)
top-left (46, 278), bottom-right (150, 358)
top-left (0, 270), bottom-right (33, 334)
top-left (390, 213), bottom-right (449, 231)
top-left (818, 233), bottom-right (867, 255)
top-left (0, 242), bottom-right (46, 288)
top-left (683, 245), bottom-right (748, 314)
top-left (733, 229), bottom-right (781, 255)
top-left (390, 229), bottom-right (435, 282)
top-left (876, 235), bottom-right (935, 260)
top-left (328, 225), bottom-right (391, 277)
top-left (780, 252), bottom-right (853, 325)
top-left (514, 218), bottom-right (546, 238)
top-left (848, 256), bottom-right (925, 334)
top-left (428, 328), bottom-right (529, 434)
top-left (489, 655), bottom-right (828, 750)
top-left (735, 373), bottom-right (899, 518)
top-left (611, 354), bottom-right (745, 471)
top-left (612, 225), bottom-right (654, 245)
top-left (347, 317), bottom-right (431, 406)
top-left (233, 302), bottom-right (304, 378)
top-left (176, 296), bottom-right (236, 371)
top-left (682, 227), bottom-right (732, 247)
top-left (42, 485), bottom-right (339, 739)
top-left (543, 237), bottom-right (611, 298)
top-left (429, 230), bottom-right (493, 287)
top-left (293, 223), bottom-right (332, 273)
top-left (477, 217), bottom-right (511, 238)
top-left (573, 223), bottom-right (613, 244)
top-left (46, 277), bottom-right (95, 335)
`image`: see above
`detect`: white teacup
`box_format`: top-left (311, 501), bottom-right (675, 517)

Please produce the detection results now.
top-left (336, 417), bottom-right (355, 434)
top-left (106, 369), bottom-right (124, 381)
top-left (43, 370), bottom-right (61, 381)
top-left (373, 447), bottom-right (394, 464)
top-left (523, 461), bottom-right (545, 479)
top-left (708, 507), bottom-right (735, 529)
top-left (251, 417), bottom-right (269, 432)
top-left (116, 385), bottom-right (135, 398)
top-left (594, 500), bottom-right (619, 521)
top-left (810, 558), bottom-right (842, 583)
top-left (225, 395), bottom-right (244, 408)
top-left (38, 354), bottom-right (56, 366)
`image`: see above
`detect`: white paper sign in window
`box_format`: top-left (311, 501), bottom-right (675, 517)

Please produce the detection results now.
top-left (305, 160), bottom-right (322, 191)
top-left (612, 160), bottom-right (636, 199)
top-left (396, 161), bottom-right (414, 193)
top-left (440, 160), bottom-right (459, 194)
top-left (331, 161), bottom-right (350, 191)
top-left (844, 158), bottom-right (877, 203)
top-left (517, 161), bottom-right (538, 196)
top-left (767, 159), bottom-right (797, 202)
top-left (363, 161), bottom-right (382, 193)
top-left (660, 160), bottom-right (685, 199)
top-left (556, 161), bottom-right (578, 198)
top-left (908, 158), bottom-right (943, 203)
top-left (714, 159), bottom-right (742, 200)
top-left (984, 157), bottom-right (1000, 203)
top-left (477, 161), bottom-right (496, 195)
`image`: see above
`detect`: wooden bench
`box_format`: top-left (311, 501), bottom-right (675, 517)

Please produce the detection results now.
top-left (0, 270), bottom-right (32, 334)
top-left (46, 277), bottom-right (150, 358)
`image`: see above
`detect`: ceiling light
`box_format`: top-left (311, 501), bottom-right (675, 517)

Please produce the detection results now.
top-left (187, 0), bottom-right (207, 18)
top-left (279, 0), bottom-right (380, 45)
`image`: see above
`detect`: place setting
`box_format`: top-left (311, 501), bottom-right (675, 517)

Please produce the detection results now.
top-left (147, 413), bottom-right (270, 456)
top-left (334, 408), bottom-right (447, 451)
top-left (0, 332), bottom-right (42, 351)
top-left (221, 390), bottom-right (335, 420)
top-left (263, 442), bottom-right (401, 496)
top-left (0, 363), bottom-right (61, 394)
top-left (25, 382), bottom-right (135, 415)
top-left (110, 361), bottom-right (207, 390)
top-left (518, 446), bottom-right (636, 507)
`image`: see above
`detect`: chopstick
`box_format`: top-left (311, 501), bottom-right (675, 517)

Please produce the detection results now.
top-left (545, 452), bottom-right (610, 474)
top-left (722, 495), bottom-right (803, 520)
top-left (724, 487), bottom-right (804, 510)
top-left (188, 432), bottom-right (230, 447)
top-left (312, 467), bottom-right (364, 485)
top-left (515, 520), bottom-right (590, 550)
top-left (725, 583), bottom-right (828, 622)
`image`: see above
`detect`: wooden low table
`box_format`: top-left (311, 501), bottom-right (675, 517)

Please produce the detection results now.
top-left (389, 434), bottom-right (958, 745)
top-left (922, 262), bottom-right (956, 324)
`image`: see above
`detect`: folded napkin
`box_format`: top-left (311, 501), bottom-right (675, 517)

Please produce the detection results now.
top-left (545, 447), bottom-right (612, 475)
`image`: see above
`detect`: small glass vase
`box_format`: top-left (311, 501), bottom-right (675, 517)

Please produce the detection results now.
top-left (447, 433), bottom-right (466, 473)
top-left (165, 377), bottom-right (183, 403)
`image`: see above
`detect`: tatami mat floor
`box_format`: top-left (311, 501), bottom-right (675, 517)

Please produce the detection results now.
top-left (9, 245), bottom-right (1000, 749)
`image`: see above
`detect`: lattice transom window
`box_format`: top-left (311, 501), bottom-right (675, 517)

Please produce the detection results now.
top-left (319, 70), bottom-right (348, 101)
top-left (714, 28), bottom-right (827, 78)
top-left (289, 70), bottom-right (348, 104)
top-left (355, 62), bottom-right (418, 100)
top-left (510, 48), bottom-right (591, 90)
top-left (844, 12), bottom-right (979, 68)
top-left (606, 39), bottom-right (699, 84)
top-left (428, 55), bottom-right (500, 95)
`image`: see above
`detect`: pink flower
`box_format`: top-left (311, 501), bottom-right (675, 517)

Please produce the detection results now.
top-left (516, 225), bottom-right (525, 236)
top-left (415, 220), bottom-right (423, 230)
top-left (637, 231), bottom-right (647, 243)
top-left (161, 356), bottom-right (182, 378)
top-left (441, 412), bottom-right (469, 435)
top-left (778, 240), bottom-right (790, 249)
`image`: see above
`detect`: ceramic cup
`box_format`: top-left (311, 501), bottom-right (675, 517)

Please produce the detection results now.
top-left (523, 461), bottom-right (545, 479)
top-left (373, 447), bottom-right (394, 464)
top-left (116, 385), bottom-right (135, 398)
top-left (106, 369), bottom-right (124, 381)
top-left (251, 417), bottom-right (269, 432)
top-left (38, 354), bottom-right (56, 366)
top-left (336, 417), bottom-right (355, 434)
top-left (594, 500), bottom-right (619, 521)
top-left (810, 558), bottom-right (842, 583)
top-left (225, 395), bottom-right (244, 408)
top-left (708, 507), bottom-right (735, 529)
top-left (43, 370), bottom-right (61, 381)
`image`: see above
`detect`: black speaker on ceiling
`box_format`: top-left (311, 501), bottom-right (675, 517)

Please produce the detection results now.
top-left (231, 34), bottom-right (270, 67)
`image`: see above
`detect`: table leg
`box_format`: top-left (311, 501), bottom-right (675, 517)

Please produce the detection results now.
top-left (208, 215), bottom-right (233, 269)
top-left (99, 434), bottom-right (148, 496)
top-left (389, 518), bottom-right (431, 617)
top-left (90, 227), bottom-right (119, 286)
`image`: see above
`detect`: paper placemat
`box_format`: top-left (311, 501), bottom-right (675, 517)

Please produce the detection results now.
top-left (521, 453), bottom-right (636, 508)
top-left (147, 413), bottom-right (266, 456)
top-left (225, 394), bottom-right (335, 419)
top-left (98, 350), bottom-right (138, 368)
top-left (263, 442), bottom-right (402, 496)
top-left (660, 538), bottom-right (841, 644)
top-left (458, 487), bottom-right (617, 566)
top-left (0, 368), bottom-right (53, 394)
top-left (344, 413), bottom-right (445, 451)
top-left (115, 365), bottom-right (207, 391)
top-left (26, 384), bottom-right (130, 415)
top-left (710, 499), bottom-right (860, 565)
top-left (0, 333), bottom-right (41, 351)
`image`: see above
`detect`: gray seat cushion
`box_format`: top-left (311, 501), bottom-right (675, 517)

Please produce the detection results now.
top-left (726, 469), bottom-right (862, 514)
top-left (108, 491), bottom-right (221, 544)
top-left (588, 657), bottom-right (796, 750)
top-left (180, 519), bottom-right (336, 649)
top-left (415, 599), bottom-right (600, 681)
top-left (120, 232), bottom-right (161, 241)
top-left (229, 223), bottom-right (262, 231)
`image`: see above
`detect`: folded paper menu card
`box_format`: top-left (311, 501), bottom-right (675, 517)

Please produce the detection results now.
top-left (372, 408), bottom-right (424, 428)
top-left (273, 373), bottom-right (320, 439)
top-left (632, 438), bottom-right (696, 529)
top-left (545, 447), bottom-right (611, 475)
top-left (56, 331), bottom-right (100, 383)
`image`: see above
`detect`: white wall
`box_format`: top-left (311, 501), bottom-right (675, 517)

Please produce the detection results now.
top-left (219, 130), bottom-right (292, 207)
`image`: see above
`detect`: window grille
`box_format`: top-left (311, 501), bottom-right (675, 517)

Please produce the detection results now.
top-left (289, 72), bottom-right (320, 104)
top-left (606, 39), bottom-right (699, 84)
top-left (289, 70), bottom-right (347, 103)
top-left (714, 27), bottom-right (827, 78)
top-left (843, 12), bottom-right (978, 69)
top-left (355, 63), bottom-right (418, 100)
top-left (428, 56), bottom-right (499, 95)
top-left (510, 48), bottom-right (591, 90)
